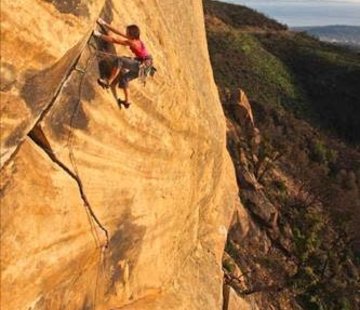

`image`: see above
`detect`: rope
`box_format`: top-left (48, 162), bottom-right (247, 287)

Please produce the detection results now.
top-left (87, 41), bottom-right (119, 59)
top-left (66, 40), bottom-right (110, 309)
top-left (67, 28), bottom-right (154, 309)
top-left (67, 45), bottom-right (107, 244)
top-left (93, 49), bottom-right (120, 58)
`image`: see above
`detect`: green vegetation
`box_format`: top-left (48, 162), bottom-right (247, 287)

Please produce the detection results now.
top-left (205, 0), bottom-right (360, 143)
top-left (309, 140), bottom-right (337, 165)
top-left (225, 239), bottom-right (238, 258)
top-left (256, 32), bottom-right (360, 143)
top-left (272, 180), bottom-right (287, 193)
top-left (287, 200), bottom-right (357, 310)
top-left (205, 0), bottom-right (360, 309)
top-left (223, 258), bottom-right (236, 273)
top-left (205, 0), bottom-right (287, 31)
top-left (207, 29), bottom-right (303, 111)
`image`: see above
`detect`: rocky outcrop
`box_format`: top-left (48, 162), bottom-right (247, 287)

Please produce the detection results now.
top-left (223, 286), bottom-right (255, 310)
top-left (0, 1), bottom-right (244, 309)
top-left (221, 89), bottom-right (296, 309)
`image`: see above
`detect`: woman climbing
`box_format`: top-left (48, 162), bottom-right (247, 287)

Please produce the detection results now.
top-left (93, 18), bottom-right (152, 109)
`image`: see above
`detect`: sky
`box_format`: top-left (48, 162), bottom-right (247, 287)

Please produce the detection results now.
top-left (220, 0), bottom-right (360, 27)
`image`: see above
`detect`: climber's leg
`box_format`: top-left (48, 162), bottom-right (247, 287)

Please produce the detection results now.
top-left (97, 57), bottom-right (125, 88)
top-left (108, 65), bottom-right (121, 85)
top-left (117, 69), bottom-right (139, 108)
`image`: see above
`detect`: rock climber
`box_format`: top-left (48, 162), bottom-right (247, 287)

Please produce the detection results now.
top-left (93, 18), bottom-right (154, 109)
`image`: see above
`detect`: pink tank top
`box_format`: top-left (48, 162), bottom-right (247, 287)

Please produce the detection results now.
top-left (130, 40), bottom-right (149, 59)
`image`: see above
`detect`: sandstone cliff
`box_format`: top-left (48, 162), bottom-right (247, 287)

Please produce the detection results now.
top-left (0, 1), bottom-right (243, 309)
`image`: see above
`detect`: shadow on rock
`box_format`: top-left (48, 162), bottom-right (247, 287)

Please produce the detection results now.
top-left (91, 0), bottom-right (118, 81)
top-left (43, 0), bottom-right (90, 17)
top-left (105, 207), bottom-right (146, 295)
top-left (47, 71), bottom-right (93, 140)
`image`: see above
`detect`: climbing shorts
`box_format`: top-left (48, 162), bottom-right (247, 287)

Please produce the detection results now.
top-left (117, 56), bottom-right (140, 89)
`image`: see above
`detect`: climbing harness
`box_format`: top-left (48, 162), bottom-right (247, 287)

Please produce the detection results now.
top-left (137, 56), bottom-right (157, 86)
top-left (90, 48), bottom-right (157, 86)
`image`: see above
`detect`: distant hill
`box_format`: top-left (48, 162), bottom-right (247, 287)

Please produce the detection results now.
top-left (293, 25), bottom-right (360, 50)
top-left (204, 0), bottom-right (287, 31)
top-left (205, 1), bottom-right (360, 144)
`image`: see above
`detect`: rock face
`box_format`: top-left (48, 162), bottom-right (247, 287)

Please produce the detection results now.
top-left (0, 1), bottom-right (242, 309)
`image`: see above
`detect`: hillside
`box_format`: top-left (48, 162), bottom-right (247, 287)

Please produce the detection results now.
top-left (205, 0), bottom-right (360, 144)
top-left (204, 1), bottom-right (360, 309)
top-left (0, 1), bottom-right (241, 309)
top-left (293, 25), bottom-right (360, 50)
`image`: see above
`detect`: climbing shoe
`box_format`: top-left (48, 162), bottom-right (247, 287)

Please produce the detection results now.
top-left (117, 99), bottom-right (131, 109)
top-left (97, 78), bottom-right (109, 89)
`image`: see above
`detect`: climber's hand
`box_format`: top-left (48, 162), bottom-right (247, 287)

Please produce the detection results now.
top-left (97, 18), bottom-right (108, 26)
top-left (93, 30), bottom-right (103, 38)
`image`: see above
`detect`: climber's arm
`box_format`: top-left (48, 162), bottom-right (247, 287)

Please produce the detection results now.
top-left (93, 31), bottom-right (130, 46)
top-left (97, 18), bottom-right (130, 39)
top-left (106, 24), bottom-right (130, 39)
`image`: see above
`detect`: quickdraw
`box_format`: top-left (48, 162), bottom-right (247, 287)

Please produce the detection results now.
top-left (138, 58), bottom-right (157, 86)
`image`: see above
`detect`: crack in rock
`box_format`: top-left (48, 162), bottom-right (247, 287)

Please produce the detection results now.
top-left (1, 30), bottom-right (92, 170)
top-left (28, 125), bottom-right (109, 249)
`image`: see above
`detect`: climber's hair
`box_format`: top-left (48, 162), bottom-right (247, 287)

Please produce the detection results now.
top-left (126, 25), bottom-right (140, 39)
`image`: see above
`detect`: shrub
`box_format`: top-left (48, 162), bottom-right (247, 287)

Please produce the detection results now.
top-left (273, 180), bottom-right (287, 193)
top-left (223, 259), bottom-right (236, 273)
